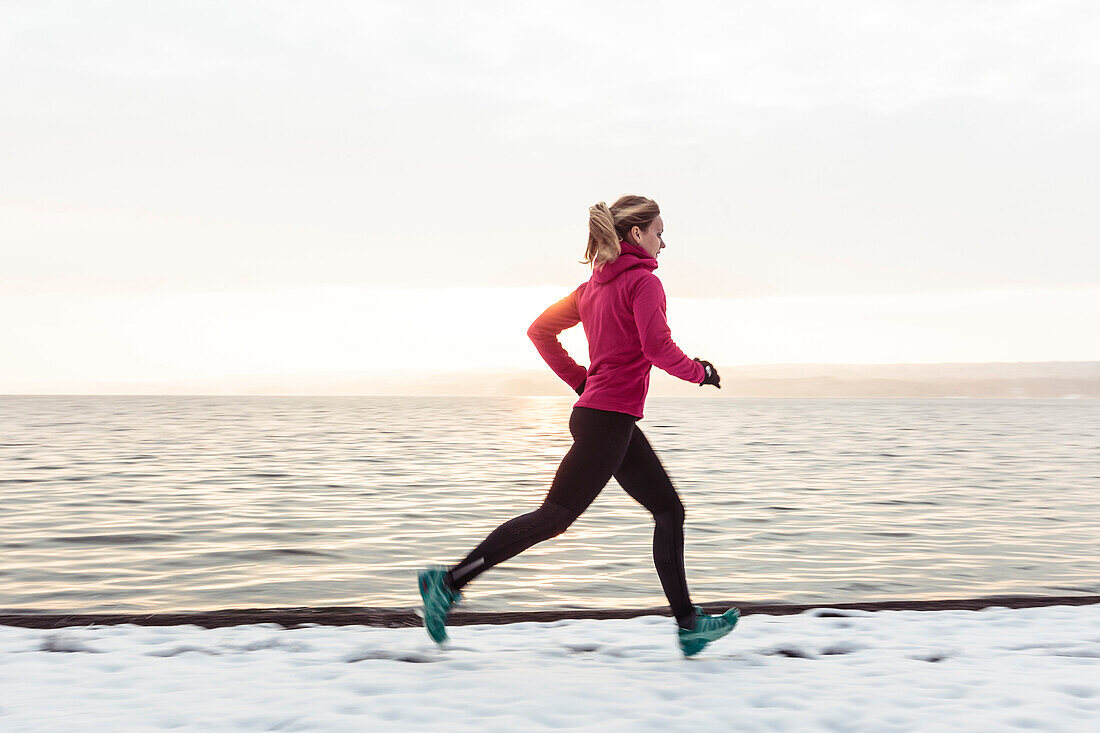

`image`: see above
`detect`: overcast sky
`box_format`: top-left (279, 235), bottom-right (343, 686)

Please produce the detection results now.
top-left (2, 1), bottom-right (1098, 391)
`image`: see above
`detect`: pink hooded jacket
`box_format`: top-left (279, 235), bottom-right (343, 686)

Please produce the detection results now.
top-left (527, 239), bottom-right (705, 420)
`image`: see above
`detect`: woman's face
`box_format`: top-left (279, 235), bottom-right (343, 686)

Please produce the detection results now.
top-left (634, 215), bottom-right (665, 258)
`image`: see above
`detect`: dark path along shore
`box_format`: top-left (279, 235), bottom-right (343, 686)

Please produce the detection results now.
top-left (2, 595), bottom-right (1097, 630)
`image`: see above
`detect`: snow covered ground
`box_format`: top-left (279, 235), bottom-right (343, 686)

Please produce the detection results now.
top-left (2, 603), bottom-right (1098, 732)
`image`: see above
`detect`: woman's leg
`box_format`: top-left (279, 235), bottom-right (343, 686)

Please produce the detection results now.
top-left (445, 407), bottom-right (637, 592)
top-left (612, 427), bottom-right (696, 625)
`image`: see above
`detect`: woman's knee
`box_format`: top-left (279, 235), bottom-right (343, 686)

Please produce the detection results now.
top-left (540, 500), bottom-right (581, 537)
top-left (654, 498), bottom-right (685, 527)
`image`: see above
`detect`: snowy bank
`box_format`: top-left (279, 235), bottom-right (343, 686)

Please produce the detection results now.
top-left (2, 603), bottom-right (1098, 732)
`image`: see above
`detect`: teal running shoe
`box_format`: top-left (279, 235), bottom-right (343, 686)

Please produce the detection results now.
top-left (418, 565), bottom-right (462, 644)
top-left (677, 605), bottom-right (740, 657)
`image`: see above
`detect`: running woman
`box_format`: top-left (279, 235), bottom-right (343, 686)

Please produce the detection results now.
top-left (418, 195), bottom-right (739, 657)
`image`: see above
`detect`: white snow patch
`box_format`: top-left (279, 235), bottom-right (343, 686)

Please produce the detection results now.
top-left (1, 604), bottom-right (1098, 731)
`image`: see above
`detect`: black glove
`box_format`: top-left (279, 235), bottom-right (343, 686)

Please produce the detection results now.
top-left (574, 379), bottom-right (586, 396)
top-left (694, 358), bottom-right (721, 388)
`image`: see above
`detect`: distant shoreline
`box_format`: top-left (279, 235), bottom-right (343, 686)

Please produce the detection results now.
top-left (3, 361), bottom-right (1098, 398)
top-left (3, 595), bottom-right (1097, 630)
top-left (2, 394), bottom-right (1099, 398)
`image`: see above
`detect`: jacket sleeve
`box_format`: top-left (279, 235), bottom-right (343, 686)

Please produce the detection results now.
top-left (631, 275), bottom-right (706, 383)
top-left (527, 287), bottom-right (588, 391)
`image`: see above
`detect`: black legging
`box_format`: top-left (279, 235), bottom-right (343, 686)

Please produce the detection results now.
top-left (445, 406), bottom-right (695, 623)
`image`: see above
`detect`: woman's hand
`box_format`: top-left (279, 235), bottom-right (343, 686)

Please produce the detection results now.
top-left (694, 359), bottom-right (721, 388)
top-left (574, 379), bottom-right (586, 396)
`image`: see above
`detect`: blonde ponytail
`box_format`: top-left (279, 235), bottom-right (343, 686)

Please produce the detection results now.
top-left (581, 195), bottom-right (661, 269)
top-left (584, 202), bottom-right (620, 268)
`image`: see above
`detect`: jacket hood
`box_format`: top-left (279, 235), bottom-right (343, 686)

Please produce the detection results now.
top-left (592, 240), bottom-right (657, 283)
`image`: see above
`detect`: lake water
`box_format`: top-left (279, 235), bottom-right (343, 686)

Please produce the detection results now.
top-left (1, 396), bottom-right (1097, 614)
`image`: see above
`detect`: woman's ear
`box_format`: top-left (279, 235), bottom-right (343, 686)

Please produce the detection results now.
top-left (631, 225), bottom-right (641, 244)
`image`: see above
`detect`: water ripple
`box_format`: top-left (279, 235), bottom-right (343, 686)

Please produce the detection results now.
top-left (0, 395), bottom-right (1097, 614)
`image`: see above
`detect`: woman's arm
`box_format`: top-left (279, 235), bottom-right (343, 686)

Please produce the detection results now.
top-left (632, 275), bottom-right (706, 383)
top-left (527, 287), bottom-right (588, 391)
